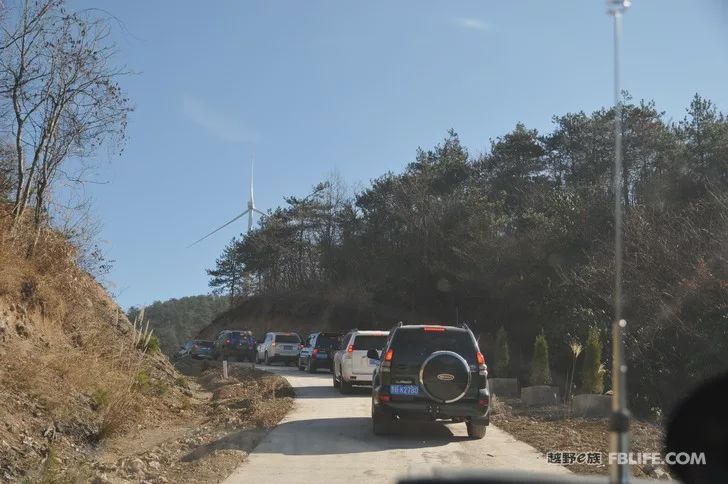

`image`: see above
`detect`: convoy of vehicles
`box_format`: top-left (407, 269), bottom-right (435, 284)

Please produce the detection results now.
top-left (333, 330), bottom-right (389, 393)
top-left (179, 322), bottom-right (489, 439)
top-left (256, 332), bottom-right (302, 365)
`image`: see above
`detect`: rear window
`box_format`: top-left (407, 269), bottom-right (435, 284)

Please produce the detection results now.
top-left (390, 328), bottom-right (476, 363)
top-left (315, 334), bottom-right (340, 349)
top-left (352, 335), bottom-right (388, 351)
top-left (275, 334), bottom-right (300, 343)
top-left (230, 332), bottom-right (253, 342)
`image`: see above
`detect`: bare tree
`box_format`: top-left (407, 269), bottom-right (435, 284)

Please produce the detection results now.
top-left (0, 0), bottom-right (130, 241)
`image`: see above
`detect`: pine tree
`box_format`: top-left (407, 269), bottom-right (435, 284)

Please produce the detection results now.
top-left (530, 332), bottom-right (551, 385)
top-left (206, 238), bottom-right (246, 306)
top-left (494, 326), bottom-right (510, 378)
top-left (580, 326), bottom-right (604, 394)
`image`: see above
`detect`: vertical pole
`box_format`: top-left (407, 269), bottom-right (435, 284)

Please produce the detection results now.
top-left (607, 2), bottom-right (631, 483)
top-left (223, 359), bottom-right (228, 379)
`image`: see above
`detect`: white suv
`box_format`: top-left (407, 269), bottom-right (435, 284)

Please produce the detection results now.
top-left (332, 330), bottom-right (389, 393)
top-left (256, 332), bottom-right (301, 366)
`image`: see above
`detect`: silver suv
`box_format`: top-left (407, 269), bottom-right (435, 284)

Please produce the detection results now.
top-left (256, 332), bottom-right (301, 366)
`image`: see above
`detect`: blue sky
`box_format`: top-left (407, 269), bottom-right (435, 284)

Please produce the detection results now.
top-left (68, 0), bottom-right (728, 309)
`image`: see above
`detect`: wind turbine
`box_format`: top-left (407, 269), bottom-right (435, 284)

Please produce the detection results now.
top-left (188, 161), bottom-right (265, 247)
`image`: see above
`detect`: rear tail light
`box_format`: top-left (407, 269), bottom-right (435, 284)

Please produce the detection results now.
top-left (225, 339), bottom-right (230, 344)
top-left (476, 351), bottom-right (488, 376)
top-left (347, 345), bottom-right (353, 353)
top-left (312, 348), bottom-right (319, 356)
top-left (478, 398), bottom-right (489, 406)
top-left (271, 342), bottom-right (276, 347)
top-left (298, 344), bottom-right (303, 349)
top-left (378, 394), bottom-right (391, 403)
top-left (384, 348), bottom-right (394, 362)
top-left (423, 326), bottom-right (445, 332)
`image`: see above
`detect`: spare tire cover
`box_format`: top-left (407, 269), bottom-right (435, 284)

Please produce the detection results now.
top-left (419, 351), bottom-right (471, 403)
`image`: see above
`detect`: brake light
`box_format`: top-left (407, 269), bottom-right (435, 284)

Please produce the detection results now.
top-left (384, 348), bottom-right (394, 362)
top-left (423, 326), bottom-right (445, 332)
top-left (225, 339), bottom-right (230, 344)
top-left (347, 345), bottom-right (353, 353)
top-left (479, 398), bottom-right (489, 406)
top-left (313, 348), bottom-right (319, 356)
top-left (476, 352), bottom-right (486, 365)
top-left (378, 394), bottom-right (390, 403)
top-left (271, 342), bottom-right (276, 347)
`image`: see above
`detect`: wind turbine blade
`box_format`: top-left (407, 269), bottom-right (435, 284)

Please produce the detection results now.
top-left (249, 159), bottom-right (255, 205)
top-left (253, 208), bottom-right (265, 216)
top-left (187, 210), bottom-right (250, 248)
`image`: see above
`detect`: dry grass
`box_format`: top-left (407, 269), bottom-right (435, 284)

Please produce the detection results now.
top-left (0, 206), bottom-right (187, 480)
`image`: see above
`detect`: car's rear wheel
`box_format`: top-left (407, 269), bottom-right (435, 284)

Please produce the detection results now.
top-left (306, 358), bottom-right (315, 373)
top-left (264, 352), bottom-right (270, 365)
top-left (466, 419), bottom-right (487, 439)
top-left (298, 358), bottom-right (304, 371)
top-left (332, 370), bottom-right (340, 388)
top-left (372, 404), bottom-right (392, 436)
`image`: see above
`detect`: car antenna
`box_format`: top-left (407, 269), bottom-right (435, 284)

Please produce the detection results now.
top-left (607, 1), bottom-right (631, 483)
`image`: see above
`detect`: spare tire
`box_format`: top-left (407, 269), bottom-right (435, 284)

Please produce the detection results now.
top-left (419, 350), bottom-right (471, 403)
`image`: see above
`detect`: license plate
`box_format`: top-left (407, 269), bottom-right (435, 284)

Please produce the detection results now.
top-left (316, 352), bottom-right (327, 358)
top-left (284, 345), bottom-right (292, 350)
top-left (368, 359), bottom-right (379, 365)
top-left (390, 384), bottom-right (419, 396)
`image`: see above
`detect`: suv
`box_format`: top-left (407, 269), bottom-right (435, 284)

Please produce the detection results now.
top-left (256, 332), bottom-right (301, 365)
top-left (213, 330), bottom-right (256, 361)
top-left (333, 330), bottom-right (390, 393)
top-left (298, 331), bottom-right (342, 373)
top-left (369, 324), bottom-right (489, 439)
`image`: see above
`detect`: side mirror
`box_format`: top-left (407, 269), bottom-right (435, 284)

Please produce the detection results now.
top-left (367, 349), bottom-right (380, 360)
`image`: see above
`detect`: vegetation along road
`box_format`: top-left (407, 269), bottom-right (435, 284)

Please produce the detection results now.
top-left (223, 364), bottom-right (570, 483)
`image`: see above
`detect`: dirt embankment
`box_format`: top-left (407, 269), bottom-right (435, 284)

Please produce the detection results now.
top-left (0, 215), bottom-right (293, 483)
top-left (92, 360), bottom-right (293, 483)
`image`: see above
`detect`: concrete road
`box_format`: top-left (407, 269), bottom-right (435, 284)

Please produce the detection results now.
top-left (223, 365), bottom-right (571, 483)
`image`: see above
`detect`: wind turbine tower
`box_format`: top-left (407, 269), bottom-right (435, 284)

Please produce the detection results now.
top-left (188, 160), bottom-right (265, 247)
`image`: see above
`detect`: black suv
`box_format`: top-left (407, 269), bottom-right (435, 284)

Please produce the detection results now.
top-left (368, 324), bottom-right (489, 439)
top-left (298, 331), bottom-right (342, 373)
top-left (213, 330), bottom-right (256, 362)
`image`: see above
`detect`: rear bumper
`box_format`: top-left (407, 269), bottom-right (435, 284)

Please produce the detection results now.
top-left (270, 353), bottom-right (298, 362)
top-left (373, 385), bottom-right (490, 422)
top-left (342, 367), bottom-right (375, 384)
top-left (378, 400), bottom-right (489, 422)
top-left (310, 356), bottom-right (333, 368)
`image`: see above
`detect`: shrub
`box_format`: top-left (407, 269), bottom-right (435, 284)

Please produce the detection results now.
top-left (134, 370), bottom-right (150, 391)
top-left (144, 335), bottom-right (161, 354)
top-left (530, 332), bottom-right (551, 385)
top-left (494, 326), bottom-right (511, 377)
top-left (580, 326), bottom-right (604, 394)
top-left (90, 388), bottom-right (109, 411)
